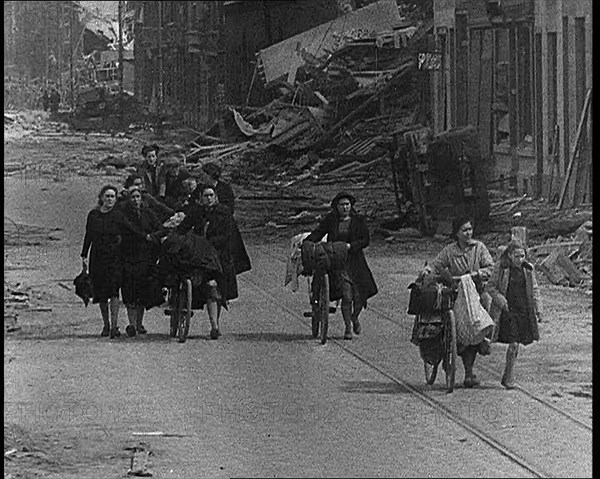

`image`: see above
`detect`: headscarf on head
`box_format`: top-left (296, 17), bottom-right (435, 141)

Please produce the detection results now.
top-left (330, 191), bottom-right (356, 210)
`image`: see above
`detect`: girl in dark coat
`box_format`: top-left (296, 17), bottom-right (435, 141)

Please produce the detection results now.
top-left (81, 185), bottom-right (145, 338)
top-left (305, 191), bottom-right (378, 339)
top-left (488, 239), bottom-right (543, 389)
top-left (178, 184), bottom-right (239, 339)
top-left (119, 187), bottom-right (163, 336)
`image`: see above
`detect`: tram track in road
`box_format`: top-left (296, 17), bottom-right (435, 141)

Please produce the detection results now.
top-left (238, 274), bottom-right (550, 478)
top-left (241, 244), bottom-right (591, 477)
top-left (251, 243), bottom-right (592, 433)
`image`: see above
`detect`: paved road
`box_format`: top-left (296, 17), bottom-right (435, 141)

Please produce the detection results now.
top-left (4, 176), bottom-right (591, 478)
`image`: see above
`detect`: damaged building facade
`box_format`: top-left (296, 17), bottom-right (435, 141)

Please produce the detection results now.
top-left (431, 0), bottom-right (592, 207)
top-left (129, 0), bottom-right (341, 131)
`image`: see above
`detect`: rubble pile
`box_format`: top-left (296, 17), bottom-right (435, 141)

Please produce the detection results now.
top-left (485, 193), bottom-right (593, 292)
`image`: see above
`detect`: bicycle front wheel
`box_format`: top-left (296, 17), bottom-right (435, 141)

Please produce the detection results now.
top-left (444, 310), bottom-right (457, 393)
top-left (319, 273), bottom-right (329, 345)
top-left (177, 279), bottom-right (192, 343)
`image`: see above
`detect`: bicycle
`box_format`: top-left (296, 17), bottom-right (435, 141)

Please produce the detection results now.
top-left (411, 282), bottom-right (458, 393)
top-left (167, 276), bottom-right (193, 343)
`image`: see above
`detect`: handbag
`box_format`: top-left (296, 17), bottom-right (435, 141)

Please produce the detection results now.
top-left (73, 266), bottom-right (94, 307)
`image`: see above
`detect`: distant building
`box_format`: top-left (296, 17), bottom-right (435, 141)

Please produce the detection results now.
top-left (431, 0), bottom-right (592, 205)
top-left (129, 0), bottom-right (342, 131)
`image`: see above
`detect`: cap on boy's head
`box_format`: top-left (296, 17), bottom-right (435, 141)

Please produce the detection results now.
top-left (201, 162), bottom-right (222, 179)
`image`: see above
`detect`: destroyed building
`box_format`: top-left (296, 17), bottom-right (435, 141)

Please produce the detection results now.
top-left (431, 0), bottom-right (592, 208)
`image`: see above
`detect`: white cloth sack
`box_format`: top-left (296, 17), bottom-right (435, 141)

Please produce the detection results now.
top-left (284, 232), bottom-right (329, 292)
top-left (453, 274), bottom-right (495, 347)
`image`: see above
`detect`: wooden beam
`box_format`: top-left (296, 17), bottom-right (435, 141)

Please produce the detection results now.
top-left (557, 88), bottom-right (592, 209)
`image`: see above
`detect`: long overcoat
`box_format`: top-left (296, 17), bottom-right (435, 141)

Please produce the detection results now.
top-left (305, 212), bottom-right (378, 306)
top-left (119, 201), bottom-right (162, 305)
top-left (487, 255), bottom-right (542, 342)
top-left (178, 203), bottom-right (239, 301)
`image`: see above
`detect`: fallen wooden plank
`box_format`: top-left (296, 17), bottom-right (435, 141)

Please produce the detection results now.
top-left (527, 241), bottom-right (583, 257)
top-left (558, 87), bottom-right (592, 209)
top-left (538, 249), bottom-right (567, 284)
top-left (556, 252), bottom-right (584, 285)
top-left (330, 154), bottom-right (388, 176)
top-left (320, 161), bottom-right (361, 177)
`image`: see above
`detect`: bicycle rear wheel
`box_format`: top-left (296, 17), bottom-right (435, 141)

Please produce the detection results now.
top-left (444, 310), bottom-right (457, 393)
top-left (169, 288), bottom-right (179, 338)
top-left (319, 272), bottom-right (329, 345)
top-left (177, 279), bottom-right (192, 343)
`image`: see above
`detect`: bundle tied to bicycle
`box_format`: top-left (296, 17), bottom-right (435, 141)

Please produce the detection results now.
top-left (300, 241), bottom-right (348, 275)
top-left (408, 270), bottom-right (495, 353)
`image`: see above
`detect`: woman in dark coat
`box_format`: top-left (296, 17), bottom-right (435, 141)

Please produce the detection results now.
top-left (119, 187), bottom-right (163, 337)
top-left (81, 185), bottom-right (129, 338)
top-left (178, 184), bottom-right (239, 339)
top-left (304, 191), bottom-right (378, 340)
top-left (487, 239), bottom-right (543, 389)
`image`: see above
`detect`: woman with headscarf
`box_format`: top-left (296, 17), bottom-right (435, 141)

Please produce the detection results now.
top-left (119, 186), bottom-right (162, 337)
top-left (177, 184), bottom-right (238, 339)
top-left (304, 191), bottom-right (378, 340)
top-left (422, 216), bottom-right (494, 388)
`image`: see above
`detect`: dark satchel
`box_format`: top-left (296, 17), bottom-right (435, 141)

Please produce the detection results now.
top-left (73, 267), bottom-right (94, 307)
top-left (407, 281), bottom-right (455, 315)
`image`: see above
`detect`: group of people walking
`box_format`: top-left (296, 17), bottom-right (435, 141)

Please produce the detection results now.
top-left (80, 144), bottom-right (249, 340)
top-left (81, 146), bottom-right (541, 390)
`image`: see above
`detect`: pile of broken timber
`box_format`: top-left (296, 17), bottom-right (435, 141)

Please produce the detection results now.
top-left (186, 141), bottom-right (253, 165)
top-left (489, 194), bottom-right (531, 218)
top-left (529, 221), bottom-right (592, 289)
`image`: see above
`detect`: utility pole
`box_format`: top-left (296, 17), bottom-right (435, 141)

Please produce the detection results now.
top-left (118, 1), bottom-right (124, 96)
top-left (69, 1), bottom-right (75, 110)
top-left (118, 0), bottom-right (124, 118)
top-left (157, 1), bottom-right (163, 131)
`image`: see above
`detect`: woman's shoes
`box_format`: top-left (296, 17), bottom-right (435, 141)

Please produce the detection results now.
top-left (463, 375), bottom-right (481, 388)
top-left (210, 328), bottom-right (220, 340)
top-left (125, 324), bottom-right (137, 337)
top-left (101, 326), bottom-right (110, 337)
top-left (109, 327), bottom-right (121, 339)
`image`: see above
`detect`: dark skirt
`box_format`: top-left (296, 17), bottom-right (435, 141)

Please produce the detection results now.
top-left (497, 309), bottom-right (538, 345)
top-left (89, 251), bottom-right (121, 302)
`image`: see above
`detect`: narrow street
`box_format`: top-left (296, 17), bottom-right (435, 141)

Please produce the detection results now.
top-left (4, 172), bottom-right (592, 478)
